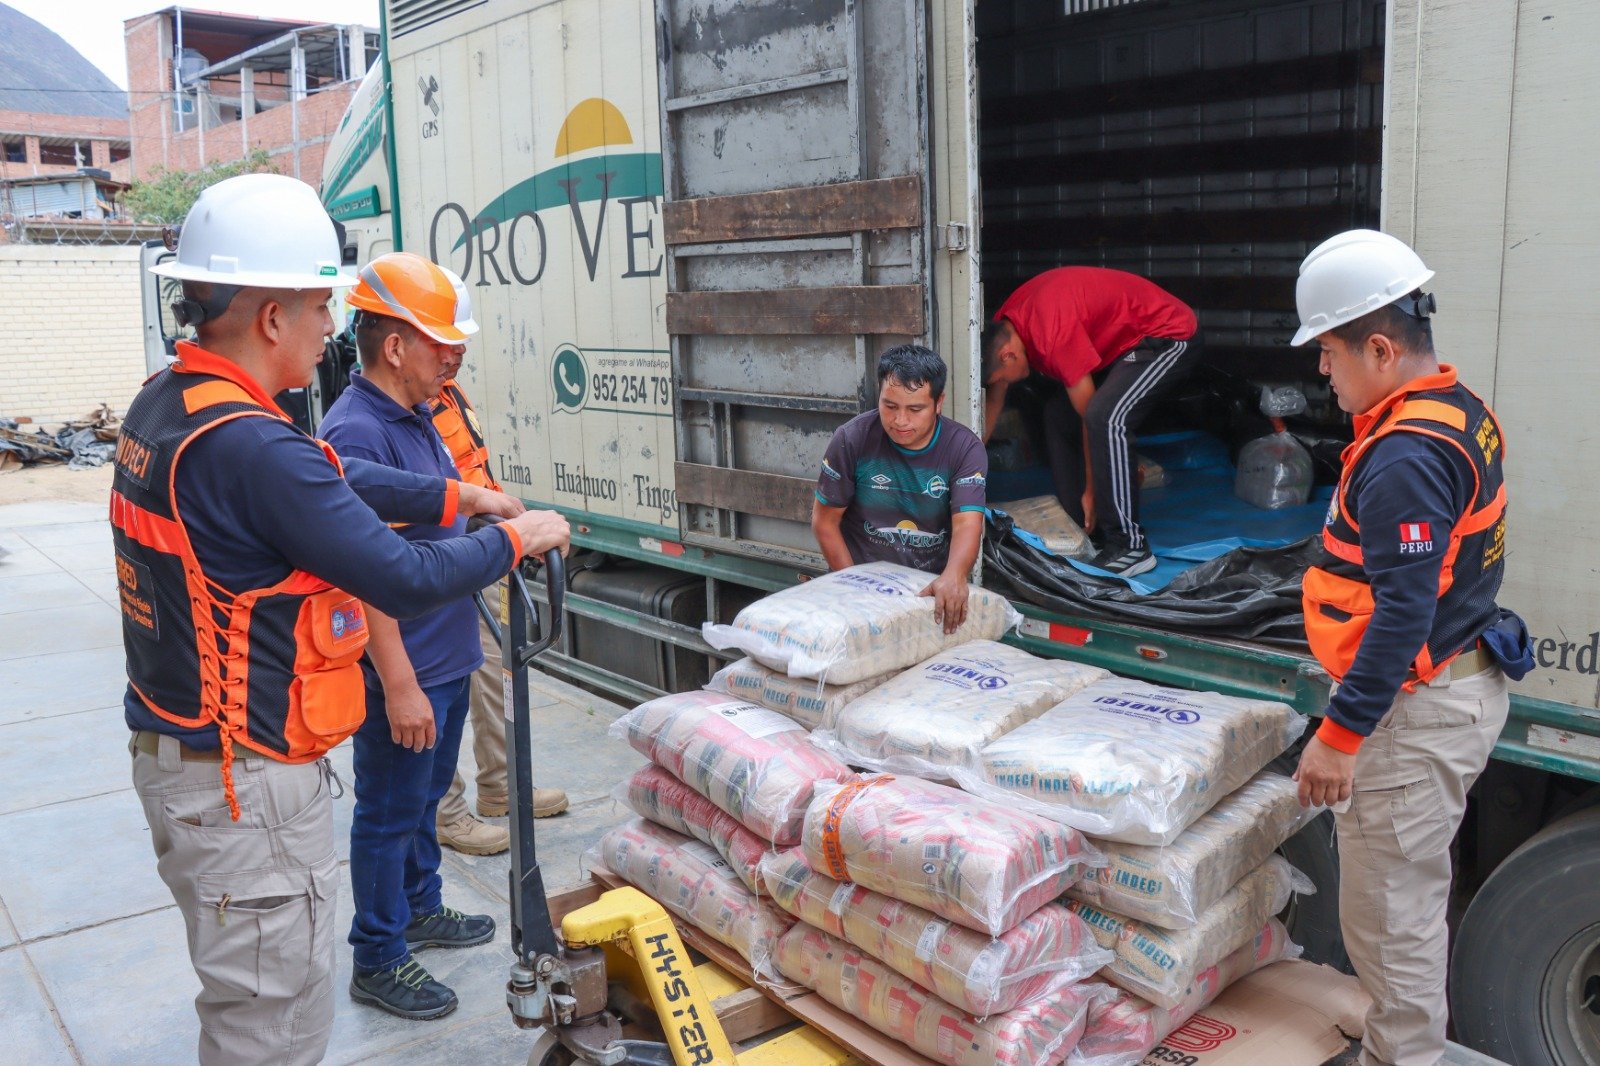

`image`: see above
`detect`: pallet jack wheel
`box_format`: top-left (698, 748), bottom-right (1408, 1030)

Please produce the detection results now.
top-left (526, 1027), bottom-right (575, 1066)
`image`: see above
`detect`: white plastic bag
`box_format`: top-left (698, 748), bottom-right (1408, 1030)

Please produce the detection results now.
top-left (1067, 772), bottom-right (1316, 929)
top-left (610, 690), bottom-right (854, 845)
top-left (969, 679), bottom-right (1306, 845)
top-left (761, 848), bottom-right (1111, 1017)
top-left (702, 562), bottom-right (1022, 684)
top-left (1066, 854), bottom-right (1311, 1009)
top-left (1235, 431), bottom-right (1314, 510)
top-left (995, 495), bottom-right (1094, 559)
top-left (1069, 919), bottom-right (1300, 1066)
top-left (813, 640), bottom-right (1107, 776)
top-left (591, 819), bottom-right (794, 973)
top-left (619, 764), bottom-right (771, 895)
top-left (800, 774), bottom-right (1100, 936)
top-left (775, 923), bottom-right (1107, 1066)
top-left (707, 656), bottom-right (894, 731)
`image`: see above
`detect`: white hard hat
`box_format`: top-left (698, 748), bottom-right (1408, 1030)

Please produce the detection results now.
top-left (150, 173), bottom-right (357, 290)
top-left (1291, 229), bottom-right (1435, 346)
top-left (441, 267), bottom-right (480, 337)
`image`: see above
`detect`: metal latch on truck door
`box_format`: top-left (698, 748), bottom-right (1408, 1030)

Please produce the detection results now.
top-left (939, 222), bottom-right (969, 252)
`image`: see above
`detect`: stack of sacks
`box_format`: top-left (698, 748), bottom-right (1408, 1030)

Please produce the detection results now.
top-left (707, 656), bottom-right (893, 731)
top-left (968, 678), bottom-right (1306, 845)
top-left (610, 689), bottom-right (854, 844)
top-left (1067, 772), bottom-right (1316, 928)
top-left (813, 640), bottom-right (1108, 776)
top-left (592, 819), bottom-right (793, 972)
top-left (765, 774), bottom-right (1107, 1063)
top-left (702, 561), bottom-right (1021, 684)
top-left (777, 924), bottom-right (1109, 1066)
top-left (1064, 854), bottom-right (1311, 1009)
top-left (800, 775), bottom-right (1101, 935)
top-left (1069, 919), bottom-right (1299, 1066)
top-left (761, 848), bottom-right (1112, 1016)
top-left (618, 765), bottom-right (769, 895)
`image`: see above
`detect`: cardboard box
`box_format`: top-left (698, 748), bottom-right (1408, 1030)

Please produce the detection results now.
top-left (1140, 961), bottom-right (1369, 1066)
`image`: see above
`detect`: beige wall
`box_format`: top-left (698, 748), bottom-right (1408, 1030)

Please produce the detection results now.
top-left (1, 245), bottom-right (145, 424)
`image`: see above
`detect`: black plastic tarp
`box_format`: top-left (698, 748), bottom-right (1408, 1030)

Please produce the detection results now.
top-left (981, 512), bottom-right (1317, 648)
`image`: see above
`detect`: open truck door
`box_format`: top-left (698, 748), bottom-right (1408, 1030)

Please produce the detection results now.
top-left (656, 0), bottom-right (980, 569)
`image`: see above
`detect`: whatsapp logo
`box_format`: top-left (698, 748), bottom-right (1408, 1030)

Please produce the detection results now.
top-left (551, 344), bottom-right (588, 413)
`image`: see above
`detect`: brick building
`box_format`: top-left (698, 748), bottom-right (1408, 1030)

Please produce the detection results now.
top-left (124, 6), bottom-right (377, 186)
top-left (0, 4), bottom-right (133, 190)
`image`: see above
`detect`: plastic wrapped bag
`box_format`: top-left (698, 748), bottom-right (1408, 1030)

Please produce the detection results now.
top-left (1067, 773), bottom-right (1316, 929)
top-left (1069, 919), bottom-right (1299, 1066)
top-left (1235, 431), bottom-right (1314, 510)
top-left (813, 641), bottom-right (1107, 776)
top-left (1066, 855), bottom-right (1309, 1009)
top-left (611, 690), bottom-right (854, 845)
top-left (761, 848), bottom-right (1112, 1016)
top-left (800, 775), bottom-right (1100, 936)
top-left (775, 923), bottom-right (1106, 1066)
top-left (994, 496), bottom-right (1094, 559)
top-left (707, 656), bottom-right (894, 731)
top-left (970, 679), bottom-right (1306, 845)
top-left (591, 819), bottom-right (794, 973)
top-left (619, 764), bottom-right (771, 895)
top-left (703, 562), bottom-right (1022, 684)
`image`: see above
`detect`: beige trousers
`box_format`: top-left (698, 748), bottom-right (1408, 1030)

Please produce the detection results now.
top-left (1334, 665), bottom-right (1509, 1066)
top-left (436, 608), bottom-right (509, 824)
top-left (130, 735), bottom-right (339, 1066)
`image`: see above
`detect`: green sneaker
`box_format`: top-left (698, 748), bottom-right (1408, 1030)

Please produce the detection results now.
top-left (349, 956), bottom-right (457, 1020)
top-left (405, 904), bottom-right (495, 950)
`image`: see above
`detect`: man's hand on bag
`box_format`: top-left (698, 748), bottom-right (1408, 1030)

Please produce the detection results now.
top-left (508, 508), bottom-right (572, 558)
top-left (920, 571), bottom-right (968, 635)
top-left (1294, 735), bottom-right (1356, 808)
top-left (459, 482), bottom-right (526, 519)
top-left (1081, 487), bottom-right (1097, 533)
top-left (387, 682), bottom-right (436, 753)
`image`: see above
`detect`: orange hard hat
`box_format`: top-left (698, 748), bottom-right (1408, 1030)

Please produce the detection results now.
top-left (346, 252), bottom-right (469, 344)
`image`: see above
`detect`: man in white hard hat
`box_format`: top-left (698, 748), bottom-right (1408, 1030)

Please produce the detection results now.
top-left (117, 174), bottom-right (569, 1063)
top-left (429, 271), bottom-right (570, 860)
top-left (1289, 229), bottom-right (1528, 1066)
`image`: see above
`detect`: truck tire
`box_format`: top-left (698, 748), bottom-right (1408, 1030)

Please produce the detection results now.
top-left (1267, 752), bottom-right (1350, 972)
top-left (1450, 807), bottom-right (1600, 1064)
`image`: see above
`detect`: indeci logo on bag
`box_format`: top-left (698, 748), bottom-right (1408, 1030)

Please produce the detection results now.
top-left (924, 661), bottom-right (1009, 689)
top-left (1091, 695), bottom-right (1201, 725)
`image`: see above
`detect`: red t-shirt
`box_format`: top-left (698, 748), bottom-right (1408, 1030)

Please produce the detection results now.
top-left (995, 267), bottom-right (1197, 387)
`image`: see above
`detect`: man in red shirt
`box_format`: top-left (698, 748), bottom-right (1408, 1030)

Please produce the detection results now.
top-left (982, 267), bottom-right (1201, 576)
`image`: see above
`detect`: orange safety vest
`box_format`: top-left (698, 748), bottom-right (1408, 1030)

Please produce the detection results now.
top-left (111, 343), bottom-right (370, 819)
top-left (431, 380), bottom-right (500, 490)
top-left (1302, 365), bottom-right (1507, 689)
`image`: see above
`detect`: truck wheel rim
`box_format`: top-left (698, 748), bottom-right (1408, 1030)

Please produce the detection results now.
top-left (1541, 922), bottom-right (1600, 1066)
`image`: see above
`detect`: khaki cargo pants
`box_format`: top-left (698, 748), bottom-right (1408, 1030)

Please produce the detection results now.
top-left (437, 607), bottom-right (510, 824)
top-left (1334, 665), bottom-right (1509, 1066)
top-left (131, 734), bottom-right (340, 1066)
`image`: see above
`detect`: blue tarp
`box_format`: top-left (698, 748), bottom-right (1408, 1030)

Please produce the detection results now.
top-left (991, 430), bottom-right (1331, 594)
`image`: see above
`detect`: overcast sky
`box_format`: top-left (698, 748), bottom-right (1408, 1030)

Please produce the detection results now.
top-left (7, 0), bottom-right (381, 89)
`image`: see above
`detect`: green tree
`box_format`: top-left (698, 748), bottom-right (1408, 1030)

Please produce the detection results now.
top-left (122, 149), bottom-right (278, 224)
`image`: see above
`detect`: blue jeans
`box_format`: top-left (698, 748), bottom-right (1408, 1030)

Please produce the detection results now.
top-left (348, 674), bottom-right (471, 971)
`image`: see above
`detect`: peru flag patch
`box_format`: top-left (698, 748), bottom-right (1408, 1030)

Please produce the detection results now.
top-left (1399, 522), bottom-right (1432, 543)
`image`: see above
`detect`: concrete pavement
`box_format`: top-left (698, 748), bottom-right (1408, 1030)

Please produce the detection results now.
top-left (0, 496), bottom-right (643, 1065)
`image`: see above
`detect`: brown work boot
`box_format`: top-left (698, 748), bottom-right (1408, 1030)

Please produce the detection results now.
top-left (435, 813), bottom-right (509, 856)
top-left (477, 788), bottom-right (568, 818)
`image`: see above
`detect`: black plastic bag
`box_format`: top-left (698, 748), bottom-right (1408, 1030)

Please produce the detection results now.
top-left (980, 511), bottom-right (1317, 648)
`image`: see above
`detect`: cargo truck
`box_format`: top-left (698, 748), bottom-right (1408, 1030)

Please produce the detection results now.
top-left (139, 0), bottom-right (1600, 1059)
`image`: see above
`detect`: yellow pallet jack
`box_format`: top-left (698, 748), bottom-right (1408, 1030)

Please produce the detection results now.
top-left (480, 536), bottom-right (855, 1066)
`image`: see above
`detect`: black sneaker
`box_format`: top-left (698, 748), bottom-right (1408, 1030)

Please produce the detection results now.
top-left (1090, 542), bottom-right (1157, 577)
top-left (405, 904), bottom-right (495, 950)
top-left (350, 957), bottom-right (458, 1020)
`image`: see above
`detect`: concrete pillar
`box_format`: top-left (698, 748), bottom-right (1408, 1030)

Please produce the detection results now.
top-left (195, 87), bottom-right (206, 166)
top-left (24, 135), bottom-right (40, 166)
top-left (291, 43), bottom-right (305, 179)
top-left (240, 65), bottom-right (253, 155)
top-left (91, 140), bottom-right (111, 168)
top-left (347, 27), bottom-right (366, 81)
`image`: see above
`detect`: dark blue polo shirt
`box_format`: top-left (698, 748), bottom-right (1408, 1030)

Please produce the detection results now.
top-left (319, 371), bottom-right (484, 689)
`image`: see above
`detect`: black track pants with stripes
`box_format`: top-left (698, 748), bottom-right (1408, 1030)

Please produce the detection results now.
top-left (1041, 334), bottom-right (1203, 550)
